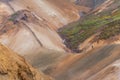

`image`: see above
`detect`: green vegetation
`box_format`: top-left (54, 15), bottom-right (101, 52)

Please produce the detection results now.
top-left (8, 13), bottom-right (18, 21)
top-left (59, 9), bottom-right (120, 51)
top-left (99, 19), bottom-right (120, 39)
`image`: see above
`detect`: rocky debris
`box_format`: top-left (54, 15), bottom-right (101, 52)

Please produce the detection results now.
top-left (0, 43), bottom-right (53, 80)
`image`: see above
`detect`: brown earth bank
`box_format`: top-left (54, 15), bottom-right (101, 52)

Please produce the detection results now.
top-left (0, 43), bottom-right (53, 80)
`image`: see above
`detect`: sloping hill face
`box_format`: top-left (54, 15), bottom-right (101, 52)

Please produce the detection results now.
top-left (0, 43), bottom-right (52, 80)
top-left (1, 0), bottom-right (120, 80)
top-left (0, 0), bottom-right (80, 29)
top-left (59, 0), bottom-right (120, 52)
top-left (0, 0), bottom-right (81, 55)
top-left (0, 10), bottom-right (69, 55)
top-left (52, 0), bottom-right (120, 80)
top-left (69, 0), bottom-right (105, 8)
top-left (0, 1), bottom-right (80, 79)
top-left (88, 59), bottom-right (120, 80)
top-left (45, 44), bottom-right (120, 80)
top-left (93, 0), bottom-right (120, 14)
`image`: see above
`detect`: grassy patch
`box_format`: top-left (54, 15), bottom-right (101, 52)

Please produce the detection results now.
top-left (99, 19), bottom-right (120, 39)
top-left (8, 13), bottom-right (18, 21)
top-left (59, 9), bottom-right (120, 51)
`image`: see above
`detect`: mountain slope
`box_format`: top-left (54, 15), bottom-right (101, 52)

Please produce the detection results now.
top-left (0, 43), bottom-right (52, 80)
top-left (88, 59), bottom-right (120, 80)
top-left (0, 0), bottom-right (80, 29)
top-left (0, 0), bottom-right (84, 55)
top-left (69, 0), bottom-right (105, 8)
top-left (50, 0), bottom-right (120, 80)
top-left (1, 0), bottom-right (120, 80)
top-left (44, 44), bottom-right (120, 80)
top-left (59, 0), bottom-right (120, 52)
top-left (0, 10), bottom-right (69, 55)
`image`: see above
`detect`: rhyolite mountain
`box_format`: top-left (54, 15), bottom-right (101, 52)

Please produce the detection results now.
top-left (0, 0), bottom-right (120, 80)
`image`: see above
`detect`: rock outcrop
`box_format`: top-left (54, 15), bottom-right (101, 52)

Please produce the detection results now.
top-left (0, 43), bottom-right (53, 80)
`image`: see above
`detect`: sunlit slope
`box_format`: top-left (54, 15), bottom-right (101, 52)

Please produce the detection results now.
top-left (0, 0), bottom-right (80, 29)
top-left (59, 0), bottom-right (120, 52)
top-left (47, 44), bottom-right (120, 80)
top-left (0, 0), bottom-right (82, 55)
top-left (0, 43), bottom-right (52, 80)
top-left (0, 10), bottom-right (69, 55)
